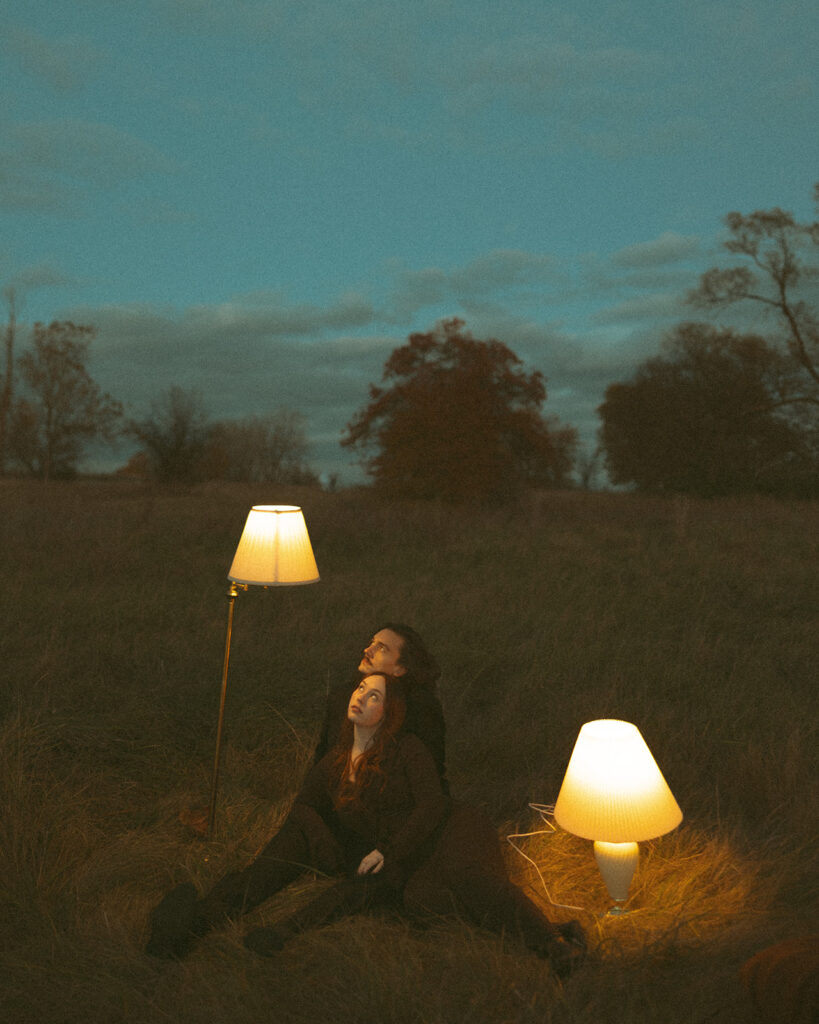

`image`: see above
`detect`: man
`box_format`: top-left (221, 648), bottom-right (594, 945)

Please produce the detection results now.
top-left (146, 623), bottom-right (446, 959)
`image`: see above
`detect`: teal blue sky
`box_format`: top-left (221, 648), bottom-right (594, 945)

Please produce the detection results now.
top-left (2, 0), bottom-right (817, 481)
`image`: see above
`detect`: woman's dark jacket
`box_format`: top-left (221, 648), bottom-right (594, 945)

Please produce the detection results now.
top-left (295, 733), bottom-right (450, 886)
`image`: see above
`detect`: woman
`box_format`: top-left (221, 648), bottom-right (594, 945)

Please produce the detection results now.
top-left (243, 673), bottom-right (586, 977)
top-left (242, 672), bottom-right (448, 956)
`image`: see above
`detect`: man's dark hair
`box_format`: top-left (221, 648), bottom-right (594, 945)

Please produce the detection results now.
top-left (378, 622), bottom-right (441, 688)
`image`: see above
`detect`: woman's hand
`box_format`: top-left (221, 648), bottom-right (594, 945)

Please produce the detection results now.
top-left (357, 849), bottom-right (385, 875)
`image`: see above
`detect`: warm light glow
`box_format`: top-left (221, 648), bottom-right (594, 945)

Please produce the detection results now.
top-left (228, 505), bottom-right (319, 586)
top-left (554, 719), bottom-right (682, 843)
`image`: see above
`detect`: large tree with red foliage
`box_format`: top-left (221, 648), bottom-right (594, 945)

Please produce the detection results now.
top-left (342, 318), bottom-right (577, 501)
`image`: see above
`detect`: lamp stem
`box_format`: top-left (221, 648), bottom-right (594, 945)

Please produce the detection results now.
top-left (593, 840), bottom-right (639, 911)
top-left (207, 582), bottom-right (240, 838)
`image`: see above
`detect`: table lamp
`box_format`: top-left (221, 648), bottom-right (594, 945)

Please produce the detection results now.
top-left (554, 719), bottom-right (682, 913)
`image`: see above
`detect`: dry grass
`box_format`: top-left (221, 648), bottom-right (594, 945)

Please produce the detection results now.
top-left (1, 478), bottom-right (817, 1023)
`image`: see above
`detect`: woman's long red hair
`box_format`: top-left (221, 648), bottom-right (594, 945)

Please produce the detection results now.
top-left (331, 674), bottom-right (407, 805)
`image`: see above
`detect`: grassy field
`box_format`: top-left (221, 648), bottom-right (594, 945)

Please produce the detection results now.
top-left (1, 478), bottom-right (816, 1023)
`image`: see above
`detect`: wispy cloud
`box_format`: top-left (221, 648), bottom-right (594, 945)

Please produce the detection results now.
top-left (612, 231), bottom-right (701, 268)
top-left (592, 291), bottom-right (685, 325)
top-left (8, 262), bottom-right (86, 292)
top-left (445, 34), bottom-right (661, 117)
top-left (3, 24), bottom-right (107, 90)
top-left (388, 250), bottom-right (557, 320)
top-left (0, 120), bottom-right (177, 212)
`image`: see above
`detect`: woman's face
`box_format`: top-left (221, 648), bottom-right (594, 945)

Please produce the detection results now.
top-left (348, 674), bottom-right (387, 729)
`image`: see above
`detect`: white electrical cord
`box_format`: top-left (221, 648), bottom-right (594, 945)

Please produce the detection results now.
top-left (506, 802), bottom-right (588, 915)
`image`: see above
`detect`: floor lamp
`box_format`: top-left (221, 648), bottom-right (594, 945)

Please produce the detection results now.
top-left (207, 505), bottom-right (320, 838)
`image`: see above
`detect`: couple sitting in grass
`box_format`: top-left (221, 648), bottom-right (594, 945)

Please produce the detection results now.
top-left (147, 624), bottom-right (586, 977)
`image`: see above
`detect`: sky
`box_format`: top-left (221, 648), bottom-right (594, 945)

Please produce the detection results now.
top-left (2, 0), bottom-right (817, 483)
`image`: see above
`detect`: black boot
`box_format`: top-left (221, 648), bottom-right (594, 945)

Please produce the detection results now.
top-left (145, 883), bottom-right (209, 959)
top-left (146, 811), bottom-right (337, 959)
top-left (539, 925), bottom-right (587, 978)
top-left (558, 919), bottom-right (587, 952)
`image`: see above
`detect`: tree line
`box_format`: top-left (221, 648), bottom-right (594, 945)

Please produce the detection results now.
top-left (0, 314), bottom-right (316, 486)
top-left (2, 185), bottom-right (817, 498)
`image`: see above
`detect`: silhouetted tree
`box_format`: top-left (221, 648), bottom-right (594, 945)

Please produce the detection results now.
top-left (131, 395), bottom-right (320, 486)
top-left (9, 321), bottom-right (123, 479)
top-left (0, 287), bottom-right (17, 475)
top-left (342, 318), bottom-right (577, 502)
top-left (204, 410), bottom-right (317, 484)
top-left (690, 185), bottom-right (819, 409)
top-left (130, 386), bottom-right (210, 484)
top-left (598, 323), bottom-right (816, 496)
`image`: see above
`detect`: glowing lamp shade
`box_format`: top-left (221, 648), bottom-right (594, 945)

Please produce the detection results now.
top-left (228, 505), bottom-right (319, 586)
top-left (554, 719), bottom-right (682, 911)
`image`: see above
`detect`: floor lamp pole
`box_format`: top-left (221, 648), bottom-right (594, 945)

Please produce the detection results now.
top-left (208, 582), bottom-right (241, 838)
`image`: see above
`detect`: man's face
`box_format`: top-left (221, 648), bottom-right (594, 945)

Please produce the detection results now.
top-left (347, 674), bottom-right (387, 729)
top-left (358, 628), bottom-right (406, 677)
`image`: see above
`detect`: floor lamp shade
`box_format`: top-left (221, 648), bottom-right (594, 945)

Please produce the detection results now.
top-left (554, 719), bottom-right (682, 844)
top-left (228, 505), bottom-right (320, 586)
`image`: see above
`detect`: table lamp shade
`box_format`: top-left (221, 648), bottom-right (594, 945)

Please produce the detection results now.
top-left (554, 719), bottom-right (682, 844)
top-left (228, 505), bottom-right (319, 586)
